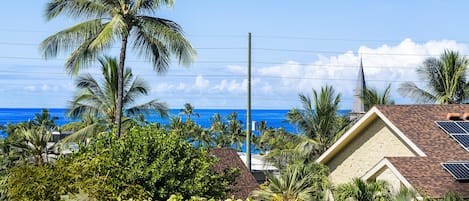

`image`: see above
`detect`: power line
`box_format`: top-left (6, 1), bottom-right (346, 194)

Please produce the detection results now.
top-left (0, 53), bottom-right (429, 69)
top-left (0, 69), bottom-right (423, 83)
top-left (252, 48), bottom-right (441, 57)
top-left (0, 28), bottom-right (465, 44)
top-left (0, 40), bottom-right (456, 57)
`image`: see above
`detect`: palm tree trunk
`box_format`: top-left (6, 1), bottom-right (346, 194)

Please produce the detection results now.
top-left (116, 33), bottom-right (129, 138)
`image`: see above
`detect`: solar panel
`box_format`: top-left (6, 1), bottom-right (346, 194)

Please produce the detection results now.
top-left (442, 162), bottom-right (469, 180)
top-left (451, 135), bottom-right (469, 150)
top-left (436, 121), bottom-right (467, 134)
top-left (456, 121), bottom-right (469, 133)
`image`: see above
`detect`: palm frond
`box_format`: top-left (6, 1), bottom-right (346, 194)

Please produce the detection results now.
top-left (400, 50), bottom-right (469, 104)
top-left (130, 0), bottom-right (156, 14)
top-left (45, 0), bottom-right (110, 20)
top-left (362, 84), bottom-right (394, 110)
top-left (133, 16), bottom-right (196, 72)
top-left (58, 122), bottom-right (105, 144)
top-left (64, 30), bottom-right (110, 74)
top-left (398, 81), bottom-right (437, 103)
top-left (89, 14), bottom-right (126, 51)
top-left (153, 0), bottom-right (175, 8)
top-left (40, 19), bottom-right (104, 61)
top-left (126, 99), bottom-right (169, 118)
top-left (123, 76), bottom-right (149, 106)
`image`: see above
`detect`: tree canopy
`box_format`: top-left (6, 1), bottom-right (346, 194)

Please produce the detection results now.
top-left (399, 50), bottom-right (469, 104)
top-left (4, 125), bottom-right (238, 200)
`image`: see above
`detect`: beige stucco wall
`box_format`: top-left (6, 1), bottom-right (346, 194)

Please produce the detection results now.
top-left (326, 118), bottom-right (417, 184)
top-left (375, 167), bottom-right (402, 194)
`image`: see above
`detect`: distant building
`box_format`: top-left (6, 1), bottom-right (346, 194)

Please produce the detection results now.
top-left (51, 131), bottom-right (73, 142)
top-left (349, 58), bottom-right (367, 120)
top-left (237, 152), bottom-right (279, 183)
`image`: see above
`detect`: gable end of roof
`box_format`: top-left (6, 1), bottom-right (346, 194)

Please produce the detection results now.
top-left (316, 107), bottom-right (426, 164)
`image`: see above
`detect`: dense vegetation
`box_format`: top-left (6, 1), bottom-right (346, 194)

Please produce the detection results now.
top-left (1, 123), bottom-right (238, 200)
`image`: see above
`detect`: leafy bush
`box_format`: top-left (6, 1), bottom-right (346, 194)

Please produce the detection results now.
top-left (4, 125), bottom-right (237, 200)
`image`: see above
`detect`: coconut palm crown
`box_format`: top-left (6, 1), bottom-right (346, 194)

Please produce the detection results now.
top-left (67, 56), bottom-right (169, 126)
top-left (398, 50), bottom-right (469, 104)
top-left (41, 0), bottom-right (196, 137)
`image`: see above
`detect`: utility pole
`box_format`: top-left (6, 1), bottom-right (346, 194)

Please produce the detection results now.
top-left (246, 32), bottom-right (252, 172)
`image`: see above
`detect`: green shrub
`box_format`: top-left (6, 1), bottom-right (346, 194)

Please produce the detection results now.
top-left (5, 125), bottom-right (238, 200)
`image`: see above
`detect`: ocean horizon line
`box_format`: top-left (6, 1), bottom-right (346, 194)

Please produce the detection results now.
top-left (0, 107), bottom-right (353, 111)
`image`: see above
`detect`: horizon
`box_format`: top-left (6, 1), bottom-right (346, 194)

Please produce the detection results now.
top-left (2, 1), bottom-right (469, 109)
top-left (0, 107), bottom-right (353, 111)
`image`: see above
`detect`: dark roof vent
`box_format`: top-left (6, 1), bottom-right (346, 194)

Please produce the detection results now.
top-left (447, 113), bottom-right (462, 121)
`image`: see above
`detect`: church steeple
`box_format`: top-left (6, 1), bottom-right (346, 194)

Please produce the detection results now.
top-left (350, 57), bottom-right (366, 120)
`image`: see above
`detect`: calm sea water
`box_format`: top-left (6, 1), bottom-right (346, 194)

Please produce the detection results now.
top-left (0, 108), bottom-right (351, 138)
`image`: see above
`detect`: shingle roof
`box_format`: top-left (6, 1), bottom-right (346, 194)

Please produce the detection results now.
top-left (376, 104), bottom-right (469, 198)
top-left (210, 148), bottom-right (259, 199)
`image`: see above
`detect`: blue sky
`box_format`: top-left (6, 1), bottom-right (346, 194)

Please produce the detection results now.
top-left (1, 1), bottom-right (469, 109)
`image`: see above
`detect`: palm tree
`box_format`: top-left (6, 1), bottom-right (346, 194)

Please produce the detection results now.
top-left (226, 112), bottom-right (245, 151)
top-left (209, 113), bottom-right (229, 147)
top-left (169, 116), bottom-right (184, 132)
top-left (41, 0), bottom-right (196, 137)
top-left (265, 86), bottom-right (351, 169)
top-left (261, 129), bottom-right (303, 169)
top-left (32, 109), bottom-right (59, 131)
top-left (286, 85), bottom-right (349, 155)
top-left (188, 126), bottom-right (214, 148)
top-left (362, 84), bottom-right (395, 111)
top-left (334, 178), bottom-right (391, 201)
top-left (66, 57), bottom-right (168, 141)
top-left (252, 163), bottom-right (330, 201)
top-left (179, 103), bottom-right (200, 121)
top-left (9, 127), bottom-right (53, 166)
top-left (399, 50), bottom-right (469, 104)
top-left (254, 120), bottom-right (270, 154)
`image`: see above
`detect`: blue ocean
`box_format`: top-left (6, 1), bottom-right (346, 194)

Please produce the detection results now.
top-left (0, 108), bottom-right (351, 138)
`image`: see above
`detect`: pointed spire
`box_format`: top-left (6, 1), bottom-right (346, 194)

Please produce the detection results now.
top-left (350, 57), bottom-right (366, 119)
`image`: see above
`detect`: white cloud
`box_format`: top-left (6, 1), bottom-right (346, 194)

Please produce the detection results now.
top-left (253, 39), bottom-right (469, 108)
top-left (24, 86), bottom-right (36, 91)
top-left (226, 65), bottom-right (247, 74)
top-left (41, 84), bottom-right (51, 91)
top-left (11, 39), bottom-right (469, 109)
top-left (213, 79), bottom-right (246, 93)
top-left (261, 82), bottom-right (273, 93)
top-left (152, 83), bottom-right (175, 93)
top-left (194, 75), bottom-right (210, 89)
top-left (176, 83), bottom-right (187, 91)
top-left (24, 84), bottom-right (62, 92)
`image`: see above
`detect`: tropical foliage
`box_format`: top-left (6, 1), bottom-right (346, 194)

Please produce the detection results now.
top-left (65, 56), bottom-right (168, 142)
top-left (362, 84), bottom-right (395, 111)
top-left (4, 125), bottom-right (238, 200)
top-left (265, 85), bottom-right (350, 169)
top-left (399, 50), bottom-right (469, 104)
top-left (286, 85), bottom-right (349, 154)
top-left (334, 178), bottom-right (391, 201)
top-left (41, 0), bottom-right (196, 137)
top-left (32, 109), bottom-right (58, 131)
top-left (0, 109), bottom-right (58, 168)
top-left (180, 103), bottom-right (200, 121)
top-left (252, 163), bottom-right (329, 201)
